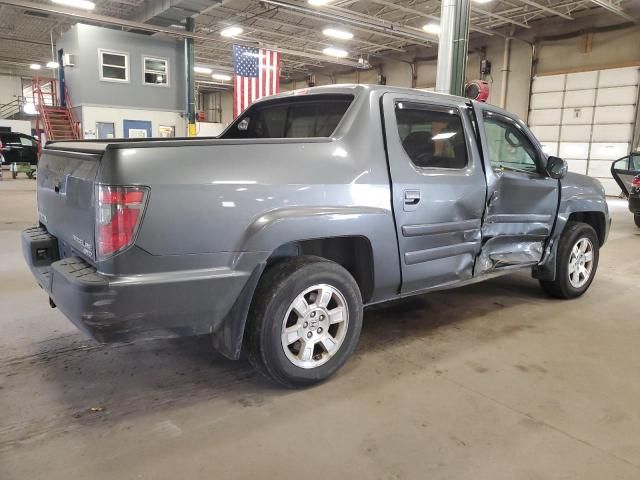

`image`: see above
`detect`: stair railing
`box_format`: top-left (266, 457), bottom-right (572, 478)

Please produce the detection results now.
top-left (63, 85), bottom-right (81, 139)
top-left (33, 78), bottom-right (53, 140)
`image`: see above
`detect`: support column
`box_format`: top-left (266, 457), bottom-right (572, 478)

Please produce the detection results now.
top-left (185, 17), bottom-right (196, 137)
top-left (435, 0), bottom-right (471, 96)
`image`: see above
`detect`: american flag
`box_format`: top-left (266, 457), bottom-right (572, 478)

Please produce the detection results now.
top-left (232, 44), bottom-right (280, 118)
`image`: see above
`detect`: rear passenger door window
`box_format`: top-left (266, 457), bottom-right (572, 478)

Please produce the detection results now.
top-left (395, 103), bottom-right (467, 169)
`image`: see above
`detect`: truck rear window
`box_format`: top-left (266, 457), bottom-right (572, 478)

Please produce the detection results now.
top-left (222, 94), bottom-right (353, 139)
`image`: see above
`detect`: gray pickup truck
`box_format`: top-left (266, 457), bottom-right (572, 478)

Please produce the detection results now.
top-left (23, 85), bottom-right (609, 387)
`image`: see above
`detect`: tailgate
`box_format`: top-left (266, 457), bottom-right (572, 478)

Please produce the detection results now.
top-left (37, 147), bottom-right (102, 263)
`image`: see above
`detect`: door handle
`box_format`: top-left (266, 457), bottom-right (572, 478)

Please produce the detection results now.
top-left (403, 190), bottom-right (421, 211)
top-left (404, 190), bottom-right (421, 205)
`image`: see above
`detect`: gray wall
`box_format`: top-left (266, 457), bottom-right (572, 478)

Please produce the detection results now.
top-left (57, 24), bottom-right (185, 112)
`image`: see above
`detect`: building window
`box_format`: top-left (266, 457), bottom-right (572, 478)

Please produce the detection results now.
top-left (143, 57), bottom-right (169, 86)
top-left (99, 49), bottom-right (129, 82)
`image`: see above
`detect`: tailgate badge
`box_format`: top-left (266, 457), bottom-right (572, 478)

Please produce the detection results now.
top-left (72, 235), bottom-right (93, 257)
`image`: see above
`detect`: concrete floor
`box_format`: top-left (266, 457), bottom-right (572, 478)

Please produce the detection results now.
top-left (1, 177), bottom-right (639, 480)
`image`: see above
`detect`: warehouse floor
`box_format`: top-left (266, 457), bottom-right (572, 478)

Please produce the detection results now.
top-left (1, 178), bottom-right (639, 479)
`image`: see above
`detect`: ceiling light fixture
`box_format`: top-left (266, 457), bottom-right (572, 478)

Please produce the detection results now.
top-left (472, 0), bottom-right (493, 3)
top-left (220, 26), bottom-right (243, 37)
top-left (212, 73), bottom-right (232, 81)
top-left (309, 0), bottom-right (334, 5)
top-left (194, 66), bottom-right (213, 74)
top-left (322, 47), bottom-right (348, 58)
top-left (422, 23), bottom-right (441, 35)
top-left (30, 63), bottom-right (42, 70)
top-left (322, 27), bottom-right (354, 40)
top-left (46, 61), bottom-right (60, 68)
top-left (51, 0), bottom-right (96, 10)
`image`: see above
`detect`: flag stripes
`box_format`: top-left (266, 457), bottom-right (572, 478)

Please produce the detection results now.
top-left (233, 46), bottom-right (280, 118)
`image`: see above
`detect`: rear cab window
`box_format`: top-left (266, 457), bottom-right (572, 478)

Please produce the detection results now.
top-left (394, 102), bottom-right (468, 169)
top-left (222, 94), bottom-right (354, 139)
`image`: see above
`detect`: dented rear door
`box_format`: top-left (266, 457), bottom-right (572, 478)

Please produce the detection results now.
top-left (474, 104), bottom-right (559, 274)
top-left (382, 93), bottom-right (486, 294)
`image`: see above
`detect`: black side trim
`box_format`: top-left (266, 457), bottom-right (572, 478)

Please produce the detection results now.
top-left (211, 262), bottom-right (266, 360)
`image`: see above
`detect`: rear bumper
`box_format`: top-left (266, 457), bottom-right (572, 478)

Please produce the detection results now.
top-left (22, 226), bottom-right (256, 344)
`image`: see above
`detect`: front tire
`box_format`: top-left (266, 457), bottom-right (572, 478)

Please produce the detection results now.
top-left (634, 214), bottom-right (640, 228)
top-left (539, 221), bottom-right (599, 299)
top-left (245, 256), bottom-right (363, 388)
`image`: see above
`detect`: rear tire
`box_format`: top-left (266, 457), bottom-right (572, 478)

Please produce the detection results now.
top-left (539, 221), bottom-right (599, 299)
top-left (634, 214), bottom-right (640, 228)
top-left (245, 256), bottom-right (363, 388)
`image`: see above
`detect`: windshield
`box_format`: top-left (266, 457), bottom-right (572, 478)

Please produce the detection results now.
top-left (222, 94), bottom-right (354, 139)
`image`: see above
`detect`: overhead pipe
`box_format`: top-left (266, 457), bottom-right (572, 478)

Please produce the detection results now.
top-left (499, 26), bottom-right (517, 109)
top-left (185, 17), bottom-right (196, 137)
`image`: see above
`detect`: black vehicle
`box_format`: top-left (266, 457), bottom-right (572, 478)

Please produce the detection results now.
top-left (611, 152), bottom-right (640, 228)
top-left (0, 132), bottom-right (39, 166)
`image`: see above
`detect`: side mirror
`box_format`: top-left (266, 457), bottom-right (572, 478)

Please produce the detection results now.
top-left (546, 156), bottom-right (568, 179)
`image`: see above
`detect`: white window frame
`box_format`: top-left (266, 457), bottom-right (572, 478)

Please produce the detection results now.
top-left (99, 48), bottom-right (129, 83)
top-left (142, 55), bottom-right (170, 87)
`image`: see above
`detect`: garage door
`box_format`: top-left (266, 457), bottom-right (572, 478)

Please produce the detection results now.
top-left (529, 66), bottom-right (640, 195)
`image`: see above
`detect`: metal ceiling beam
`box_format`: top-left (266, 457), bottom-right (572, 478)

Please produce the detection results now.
top-left (589, 0), bottom-right (637, 22)
top-left (258, 0), bottom-right (437, 44)
top-left (365, 0), bottom-right (498, 36)
top-left (0, 0), bottom-right (366, 68)
top-left (198, 2), bottom-right (428, 51)
top-left (517, 0), bottom-right (573, 20)
top-left (243, 13), bottom-right (411, 51)
top-left (471, 5), bottom-right (532, 28)
top-left (0, 34), bottom-right (51, 46)
top-left (218, 20), bottom-right (408, 53)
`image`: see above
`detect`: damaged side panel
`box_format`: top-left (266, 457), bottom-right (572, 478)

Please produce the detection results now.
top-left (476, 236), bottom-right (544, 274)
top-left (472, 103), bottom-right (560, 276)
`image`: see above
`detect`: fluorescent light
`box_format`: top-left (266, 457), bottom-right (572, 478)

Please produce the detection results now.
top-left (322, 47), bottom-right (348, 58)
top-left (30, 63), bottom-right (41, 70)
top-left (170, 24), bottom-right (186, 29)
top-left (194, 66), bottom-right (213, 74)
top-left (309, 0), bottom-right (333, 5)
top-left (322, 27), bottom-right (353, 40)
top-left (473, 0), bottom-right (493, 3)
top-left (220, 26), bottom-right (243, 37)
top-left (432, 132), bottom-right (456, 141)
top-left (51, 0), bottom-right (96, 10)
top-left (212, 73), bottom-right (232, 81)
top-left (46, 61), bottom-right (60, 68)
top-left (422, 23), bottom-right (441, 35)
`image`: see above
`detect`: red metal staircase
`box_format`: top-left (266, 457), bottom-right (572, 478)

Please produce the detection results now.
top-left (32, 78), bottom-right (81, 141)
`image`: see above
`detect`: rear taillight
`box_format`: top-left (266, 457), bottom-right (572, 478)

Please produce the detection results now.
top-left (96, 185), bottom-right (148, 259)
top-left (632, 176), bottom-right (640, 188)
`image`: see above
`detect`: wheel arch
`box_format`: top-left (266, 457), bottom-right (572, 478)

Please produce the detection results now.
top-left (567, 211), bottom-right (607, 246)
top-left (267, 235), bottom-right (375, 304)
top-left (533, 207), bottom-right (608, 282)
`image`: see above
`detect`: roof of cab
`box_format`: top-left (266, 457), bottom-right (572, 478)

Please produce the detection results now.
top-left (261, 83), bottom-right (470, 105)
